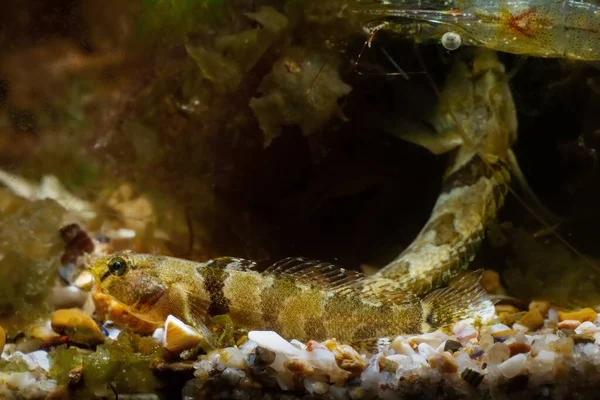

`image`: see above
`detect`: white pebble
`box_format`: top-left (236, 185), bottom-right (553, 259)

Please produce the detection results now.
top-left (513, 323), bottom-right (529, 333)
top-left (410, 354), bottom-right (429, 368)
top-left (417, 343), bottom-right (437, 359)
top-left (290, 339), bottom-right (307, 350)
top-left (391, 339), bottom-right (416, 356)
top-left (575, 321), bottom-right (600, 334)
top-left (498, 353), bottom-right (527, 378)
top-left (488, 324), bottom-right (511, 334)
top-left (535, 350), bottom-right (556, 364)
top-left (305, 380), bottom-right (329, 395)
top-left (410, 333), bottom-right (446, 348)
top-left (248, 331), bottom-right (303, 358)
top-left (548, 308), bottom-right (559, 322)
top-left (453, 321), bottom-right (478, 342)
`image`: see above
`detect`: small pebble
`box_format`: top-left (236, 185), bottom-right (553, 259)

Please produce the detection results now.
top-left (50, 308), bottom-right (105, 346)
top-left (552, 337), bottom-right (574, 354)
top-left (486, 343), bottom-right (510, 364)
top-left (497, 353), bottom-right (526, 378)
top-left (488, 324), bottom-right (512, 334)
top-left (495, 304), bottom-right (521, 315)
top-left (163, 315), bottom-right (204, 354)
top-left (390, 338), bottom-right (415, 356)
top-left (492, 330), bottom-right (517, 342)
top-left (558, 308), bottom-right (597, 323)
top-left (508, 342), bottom-right (531, 357)
top-left (572, 334), bottom-right (595, 345)
top-left (481, 270), bottom-right (500, 292)
top-left (529, 301), bottom-right (550, 317)
top-left (68, 365), bottom-right (83, 386)
top-left (479, 333), bottom-right (494, 350)
top-left (557, 320), bottom-right (581, 330)
top-left (535, 350), bottom-right (556, 364)
top-left (285, 359), bottom-right (315, 375)
top-left (512, 323), bottom-right (529, 333)
top-left (517, 308), bottom-right (544, 330)
top-left (499, 312), bottom-right (526, 326)
top-left (461, 368), bottom-right (484, 387)
top-left (428, 352), bottom-right (458, 373)
top-left (444, 340), bottom-right (463, 353)
top-left (255, 347), bottom-right (276, 365)
top-left (417, 343), bottom-right (437, 359)
top-left (221, 367), bottom-right (246, 386)
top-left (304, 379), bottom-right (329, 395)
top-left (575, 321), bottom-right (599, 335)
top-left (330, 343), bottom-right (365, 374)
top-left (409, 333), bottom-right (444, 348)
top-left (453, 322), bottom-right (478, 342)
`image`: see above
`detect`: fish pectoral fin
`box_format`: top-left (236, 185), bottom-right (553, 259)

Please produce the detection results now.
top-left (263, 257), bottom-right (365, 292)
top-left (420, 270), bottom-right (494, 332)
top-left (394, 127), bottom-right (463, 155)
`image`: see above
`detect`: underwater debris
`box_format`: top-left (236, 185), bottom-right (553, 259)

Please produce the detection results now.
top-left (250, 47), bottom-right (352, 146)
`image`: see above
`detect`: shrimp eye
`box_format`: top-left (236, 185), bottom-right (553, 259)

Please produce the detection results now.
top-left (108, 256), bottom-right (128, 276)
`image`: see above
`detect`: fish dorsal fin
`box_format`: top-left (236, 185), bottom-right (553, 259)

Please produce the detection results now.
top-left (205, 257), bottom-right (258, 272)
top-left (263, 257), bottom-right (365, 292)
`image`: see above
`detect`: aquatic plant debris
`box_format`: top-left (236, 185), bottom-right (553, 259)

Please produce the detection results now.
top-left (250, 47), bottom-right (352, 146)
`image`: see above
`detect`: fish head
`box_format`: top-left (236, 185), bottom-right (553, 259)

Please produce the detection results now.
top-left (90, 251), bottom-right (169, 314)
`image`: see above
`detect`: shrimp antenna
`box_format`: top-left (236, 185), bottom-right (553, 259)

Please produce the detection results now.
top-left (354, 23), bottom-right (425, 78)
top-left (413, 45), bottom-right (600, 273)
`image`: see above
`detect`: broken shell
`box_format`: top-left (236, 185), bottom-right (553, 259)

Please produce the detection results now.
top-left (51, 308), bottom-right (105, 346)
top-left (164, 315), bottom-right (204, 354)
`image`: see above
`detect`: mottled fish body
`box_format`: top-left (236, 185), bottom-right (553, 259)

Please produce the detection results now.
top-left (90, 252), bottom-right (493, 343)
top-left (362, 48), bottom-right (516, 295)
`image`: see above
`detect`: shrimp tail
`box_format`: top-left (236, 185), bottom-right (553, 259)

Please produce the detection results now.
top-left (420, 270), bottom-right (495, 332)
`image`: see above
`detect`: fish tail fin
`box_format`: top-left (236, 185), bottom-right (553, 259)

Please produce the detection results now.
top-left (420, 270), bottom-right (494, 332)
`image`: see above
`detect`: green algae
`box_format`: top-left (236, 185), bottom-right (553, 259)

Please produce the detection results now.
top-left (0, 192), bottom-right (65, 325)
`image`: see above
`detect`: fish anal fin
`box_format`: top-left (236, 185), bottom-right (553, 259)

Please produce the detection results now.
top-left (421, 270), bottom-right (494, 332)
top-left (263, 257), bottom-right (364, 291)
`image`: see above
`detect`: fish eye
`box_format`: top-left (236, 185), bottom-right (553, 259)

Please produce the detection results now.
top-left (107, 256), bottom-right (129, 277)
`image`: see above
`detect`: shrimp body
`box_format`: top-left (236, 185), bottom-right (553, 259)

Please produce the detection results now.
top-left (357, 0), bottom-right (600, 60)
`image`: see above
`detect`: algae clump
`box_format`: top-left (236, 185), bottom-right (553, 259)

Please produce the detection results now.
top-left (0, 190), bottom-right (65, 325)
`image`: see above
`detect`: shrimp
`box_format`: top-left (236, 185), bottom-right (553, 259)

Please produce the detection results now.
top-left (354, 0), bottom-right (600, 60)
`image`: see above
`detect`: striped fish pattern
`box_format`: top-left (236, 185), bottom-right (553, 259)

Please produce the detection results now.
top-left (90, 252), bottom-right (493, 343)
